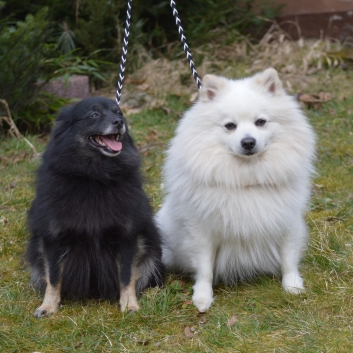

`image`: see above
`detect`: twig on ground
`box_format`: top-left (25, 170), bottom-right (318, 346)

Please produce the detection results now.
top-left (0, 99), bottom-right (39, 157)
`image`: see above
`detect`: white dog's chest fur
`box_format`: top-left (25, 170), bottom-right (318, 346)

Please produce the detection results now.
top-left (185, 182), bottom-right (299, 236)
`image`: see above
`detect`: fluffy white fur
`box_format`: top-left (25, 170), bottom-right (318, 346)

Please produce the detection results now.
top-left (156, 68), bottom-right (316, 312)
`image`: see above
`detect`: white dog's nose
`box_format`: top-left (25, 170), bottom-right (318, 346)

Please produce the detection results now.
top-left (241, 137), bottom-right (256, 150)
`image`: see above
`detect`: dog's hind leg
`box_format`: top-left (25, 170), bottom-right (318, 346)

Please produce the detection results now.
top-left (117, 242), bottom-right (141, 313)
top-left (119, 263), bottom-right (141, 312)
top-left (34, 241), bottom-right (64, 318)
top-left (281, 217), bottom-right (308, 294)
top-left (119, 266), bottom-right (140, 312)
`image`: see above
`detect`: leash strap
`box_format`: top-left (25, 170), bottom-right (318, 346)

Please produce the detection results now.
top-left (116, 0), bottom-right (132, 105)
top-left (170, 0), bottom-right (202, 90)
top-left (116, 0), bottom-right (202, 106)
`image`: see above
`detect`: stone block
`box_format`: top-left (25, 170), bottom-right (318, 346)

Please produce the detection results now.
top-left (41, 75), bottom-right (90, 99)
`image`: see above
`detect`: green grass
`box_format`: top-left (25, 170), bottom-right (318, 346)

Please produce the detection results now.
top-left (1, 67), bottom-right (353, 352)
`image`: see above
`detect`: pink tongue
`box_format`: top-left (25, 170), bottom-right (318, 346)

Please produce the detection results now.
top-left (100, 135), bottom-right (122, 152)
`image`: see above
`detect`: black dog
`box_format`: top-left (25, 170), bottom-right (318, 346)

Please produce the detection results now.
top-left (26, 97), bottom-right (164, 318)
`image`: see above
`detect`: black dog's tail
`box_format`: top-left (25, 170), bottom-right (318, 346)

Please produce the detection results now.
top-left (61, 243), bottom-right (120, 299)
top-left (136, 220), bottom-right (165, 292)
top-left (137, 256), bottom-right (164, 293)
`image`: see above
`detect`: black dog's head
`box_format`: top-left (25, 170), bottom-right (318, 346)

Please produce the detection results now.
top-left (54, 97), bottom-right (126, 157)
top-left (43, 97), bottom-right (140, 179)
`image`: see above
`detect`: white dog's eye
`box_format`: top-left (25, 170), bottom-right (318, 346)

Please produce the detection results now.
top-left (225, 122), bottom-right (237, 130)
top-left (255, 119), bottom-right (266, 127)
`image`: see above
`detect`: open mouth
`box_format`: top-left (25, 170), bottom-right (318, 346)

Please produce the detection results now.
top-left (89, 133), bottom-right (122, 156)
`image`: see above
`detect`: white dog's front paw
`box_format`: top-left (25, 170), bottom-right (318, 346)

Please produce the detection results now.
top-left (192, 294), bottom-right (214, 313)
top-left (282, 273), bottom-right (305, 294)
top-left (192, 283), bottom-right (213, 312)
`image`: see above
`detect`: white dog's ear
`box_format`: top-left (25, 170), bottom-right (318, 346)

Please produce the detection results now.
top-left (255, 68), bottom-right (283, 95)
top-left (200, 75), bottom-right (227, 102)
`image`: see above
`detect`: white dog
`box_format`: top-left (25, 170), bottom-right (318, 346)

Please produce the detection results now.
top-left (156, 68), bottom-right (316, 312)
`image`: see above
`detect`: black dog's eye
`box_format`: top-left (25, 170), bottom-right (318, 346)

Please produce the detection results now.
top-left (91, 112), bottom-right (100, 118)
top-left (225, 123), bottom-right (237, 130)
top-left (255, 119), bottom-right (266, 127)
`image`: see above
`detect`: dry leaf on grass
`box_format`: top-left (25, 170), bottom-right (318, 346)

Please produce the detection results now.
top-left (227, 315), bottom-right (238, 327)
top-left (134, 337), bottom-right (151, 346)
top-left (329, 108), bottom-right (336, 115)
top-left (5, 182), bottom-right (16, 189)
top-left (184, 326), bottom-right (195, 338)
top-left (199, 316), bottom-right (207, 324)
top-left (0, 217), bottom-right (9, 225)
top-left (74, 341), bottom-right (83, 348)
top-left (140, 315), bottom-right (153, 319)
top-left (297, 92), bottom-right (332, 109)
top-left (182, 299), bottom-right (193, 308)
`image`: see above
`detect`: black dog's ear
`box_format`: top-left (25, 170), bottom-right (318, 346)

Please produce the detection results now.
top-left (52, 106), bottom-right (74, 138)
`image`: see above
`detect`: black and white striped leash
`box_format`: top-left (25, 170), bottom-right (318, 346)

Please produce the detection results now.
top-left (116, 0), bottom-right (132, 106)
top-left (170, 0), bottom-right (202, 90)
top-left (116, 0), bottom-right (201, 106)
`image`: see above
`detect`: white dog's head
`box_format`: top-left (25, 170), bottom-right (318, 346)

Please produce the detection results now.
top-left (199, 68), bottom-right (284, 158)
top-left (167, 68), bottom-right (314, 188)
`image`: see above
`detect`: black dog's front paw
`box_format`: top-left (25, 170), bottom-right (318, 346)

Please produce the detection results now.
top-left (33, 308), bottom-right (48, 318)
top-left (33, 303), bottom-right (59, 318)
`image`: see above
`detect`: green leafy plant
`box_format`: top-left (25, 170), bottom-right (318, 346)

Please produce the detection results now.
top-left (43, 49), bottom-right (113, 82)
top-left (56, 21), bottom-right (76, 54)
top-left (0, 8), bottom-right (53, 117)
top-left (0, 8), bottom-right (113, 132)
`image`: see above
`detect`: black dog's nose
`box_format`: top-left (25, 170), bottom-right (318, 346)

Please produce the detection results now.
top-left (112, 119), bottom-right (124, 128)
top-left (241, 137), bottom-right (256, 150)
